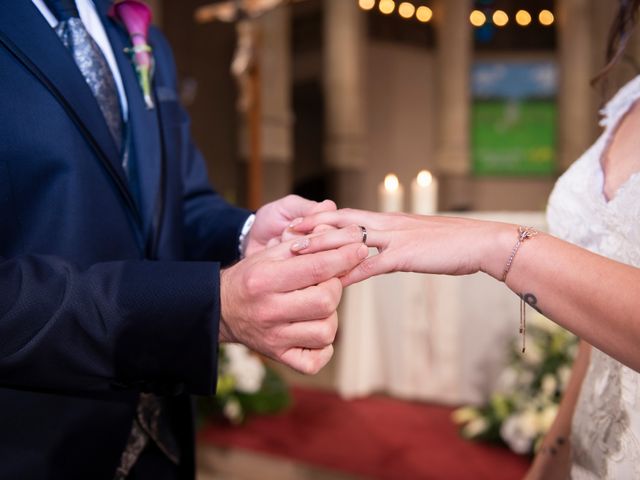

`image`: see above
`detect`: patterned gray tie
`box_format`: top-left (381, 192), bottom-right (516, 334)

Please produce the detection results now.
top-left (115, 393), bottom-right (181, 479)
top-left (45, 0), bottom-right (123, 153)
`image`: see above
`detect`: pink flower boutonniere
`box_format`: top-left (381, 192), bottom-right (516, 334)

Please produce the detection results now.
top-left (109, 0), bottom-right (155, 109)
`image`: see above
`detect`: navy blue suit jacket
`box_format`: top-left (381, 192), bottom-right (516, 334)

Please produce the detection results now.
top-left (0, 1), bottom-right (251, 478)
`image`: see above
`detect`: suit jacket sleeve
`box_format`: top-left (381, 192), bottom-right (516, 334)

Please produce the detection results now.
top-left (0, 254), bottom-right (221, 397)
top-left (150, 29), bottom-right (252, 265)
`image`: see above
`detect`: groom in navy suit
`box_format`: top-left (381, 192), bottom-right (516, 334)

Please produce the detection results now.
top-left (0, 1), bottom-right (365, 478)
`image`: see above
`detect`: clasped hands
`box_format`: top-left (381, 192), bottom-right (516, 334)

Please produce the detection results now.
top-left (220, 197), bottom-right (512, 375)
top-left (219, 196), bottom-right (369, 375)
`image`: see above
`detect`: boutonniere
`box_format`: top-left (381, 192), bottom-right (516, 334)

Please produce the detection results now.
top-left (109, 0), bottom-right (155, 109)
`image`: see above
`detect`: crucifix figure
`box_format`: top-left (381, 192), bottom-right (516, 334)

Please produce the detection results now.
top-left (195, 0), bottom-right (301, 209)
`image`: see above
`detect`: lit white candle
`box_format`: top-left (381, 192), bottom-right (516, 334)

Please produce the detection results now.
top-left (411, 170), bottom-right (438, 215)
top-left (378, 173), bottom-right (404, 212)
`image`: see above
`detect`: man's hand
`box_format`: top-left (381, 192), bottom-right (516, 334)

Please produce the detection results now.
top-left (220, 231), bottom-right (368, 374)
top-left (244, 195), bottom-right (336, 257)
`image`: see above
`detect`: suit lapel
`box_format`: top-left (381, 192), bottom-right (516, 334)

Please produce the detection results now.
top-left (101, 10), bottom-right (162, 241)
top-left (0, 0), bottom-right (141, 227)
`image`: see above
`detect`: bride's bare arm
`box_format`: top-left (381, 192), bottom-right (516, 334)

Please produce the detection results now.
top-left (290, 211), bottom-right (640, 372)
top-left (524, 341), bottom-right (591, 480)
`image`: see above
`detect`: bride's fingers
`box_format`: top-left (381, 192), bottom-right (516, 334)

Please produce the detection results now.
top-left (267, 237), bottom-right (282, 248)
top-left (282, 224), bottom-right (336, 242)
top-left (340, 252), bottom-right (396, 286)
top-left (312, 224), bottom-right (336, 233)
top-left (282, 223), bottom-right (335, 243)
top-left (291, 225), bottom-right (389, 254)
top-left (291, 209), bottom-right (380, 233)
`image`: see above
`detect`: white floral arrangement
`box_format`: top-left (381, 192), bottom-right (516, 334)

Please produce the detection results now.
top-left (452, 313), bottom-right (578, 455)
top-left (197, 343), bottom-right (291, 425)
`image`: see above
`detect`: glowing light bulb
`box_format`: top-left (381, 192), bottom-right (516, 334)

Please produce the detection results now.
top-left (379, 0), bottom-right (395, 15)
top-left (539, 10), bottom-right (555, 26)
top-left (470, 10), bottom-right (487, 27)
top-left (492, 10), bottom-right (509, 27)
top-left (384, 174), bottom-right (400, 192)
top-left (359, 0), bottom-right (376, 11)
top-left (416, 6), bottom-right (433, 23)
top-left (515, 10), bottom-right (532, 26)
top-left (398, 2), bottom-right (415, 19)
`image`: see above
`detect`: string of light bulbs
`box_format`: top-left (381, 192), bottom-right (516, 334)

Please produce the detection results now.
top-left (359, 0), bottom-right (433, 22)
top-left (358, 0), bottom-right (555, 28)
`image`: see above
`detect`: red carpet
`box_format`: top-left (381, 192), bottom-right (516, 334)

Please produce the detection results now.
top-left (199, 387), bottom-right (530, 479)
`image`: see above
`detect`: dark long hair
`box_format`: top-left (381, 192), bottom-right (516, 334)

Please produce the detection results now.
top-left (592, 0), bottom-right (640, 86)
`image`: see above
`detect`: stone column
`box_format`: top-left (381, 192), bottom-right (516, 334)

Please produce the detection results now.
top-left (258, 7), bottom-right (294, 203)
top-left (557, 0), bottom-right (593, 171)
top-left (323, 0), bottom-right (367, 208)
top-left (433, 0), bottom-right (473, 211)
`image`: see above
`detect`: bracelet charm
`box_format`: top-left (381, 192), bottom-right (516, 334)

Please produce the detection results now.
top-left (502, 226), bottom-right (538, 353)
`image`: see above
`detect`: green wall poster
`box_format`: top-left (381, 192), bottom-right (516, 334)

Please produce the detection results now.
top-left (471, 61), bottom-right (557, 176)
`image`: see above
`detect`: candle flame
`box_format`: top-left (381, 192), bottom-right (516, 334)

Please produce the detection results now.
top-left (384, 174), bottom-right (400, 192)
top-left (417, 170), bottom-right (433, 188)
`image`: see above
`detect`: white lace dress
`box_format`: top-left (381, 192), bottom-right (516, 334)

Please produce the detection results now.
top-left (546, 75), bottom-right (640, 479)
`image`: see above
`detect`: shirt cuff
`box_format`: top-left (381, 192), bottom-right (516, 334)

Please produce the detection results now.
top-left (238, 214), bottom-right (256, 259)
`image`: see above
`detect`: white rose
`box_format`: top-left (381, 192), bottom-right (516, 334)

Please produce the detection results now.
top-left (541, 374), bottom-right (557, 397)
top-left (452, 407), bottom-right (479, 425)
top-left (524, 342), bottom-right (543, 366)
top-left (500, 414), bottom-right (533, 455)
top-left (537, 405), bottom-right (558, 433)
top-left (225, 343), bottom-right (266, 393)
top-left (462, 417), bottom-right (489, 438)
top-left (519, 408), bottom-right (540, 438)
top-left (558, 366), bottom-right (572, 390)
top-left (223, 398), bottom-right (243, 424)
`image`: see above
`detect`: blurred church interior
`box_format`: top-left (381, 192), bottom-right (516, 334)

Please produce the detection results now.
top-left (144, 1), bottom-right (640, 478)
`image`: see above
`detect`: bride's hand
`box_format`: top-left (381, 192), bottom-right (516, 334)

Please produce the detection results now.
top-left (290, 209), bottom-right (516, 286)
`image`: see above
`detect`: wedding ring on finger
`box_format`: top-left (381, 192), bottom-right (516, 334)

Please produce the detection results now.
top-left (359, 226), bottom-right (368, 245)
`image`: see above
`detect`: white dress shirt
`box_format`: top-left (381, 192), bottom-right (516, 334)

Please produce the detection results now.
top-left (32, 0), bottom-right (129, 120)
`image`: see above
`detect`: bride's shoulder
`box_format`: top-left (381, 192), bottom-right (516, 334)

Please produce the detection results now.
top-left (599, 74), bottom-right (640, 128)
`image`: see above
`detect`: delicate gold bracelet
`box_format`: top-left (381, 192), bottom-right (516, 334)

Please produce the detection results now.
top-left (502, 226), bottom-right (538, 353)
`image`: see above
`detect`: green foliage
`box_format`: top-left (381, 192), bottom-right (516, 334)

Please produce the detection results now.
top-left (235, 369), bottom-right (291, 415)
top-left (453, 314), bottom-right (578, 455)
